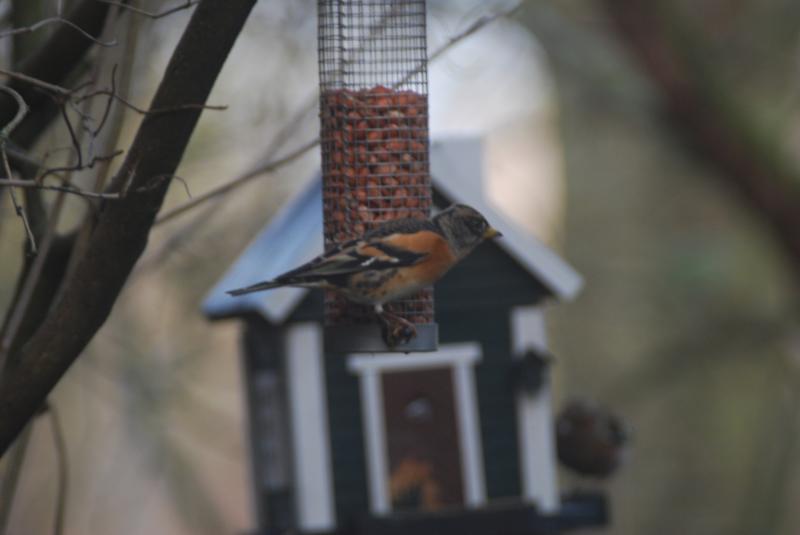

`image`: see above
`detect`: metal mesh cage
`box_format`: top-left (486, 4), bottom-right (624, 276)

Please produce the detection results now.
top-left (318, 0), bottom-right (435, 347)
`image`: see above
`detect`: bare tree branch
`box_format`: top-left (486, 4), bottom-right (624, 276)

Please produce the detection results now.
top-left (0, 66), bottom-right (71, 95)
top-left (36, 148), bottom-right (123, 182)
top-left (75, 86), bottom-right (228, 115)
top-left (0, 0), bottom-right (258, 456)
top-left (0, 86), bottom-right (29, 136)
top-left (428, 5), bottom-right (521, 66)
top-left (90, 12), bottom-right (143, 191)
top-left (0, 67), bottom-right (227, 116)
top-left (0, 16), bottom-right (116, 47)
top-left (0, 0), bottom-right (117, 468)
top-left (98, 0), bottom-right (199, 20)
top-left (58, 105), bottom-right (82, 169)
top-left (0, 178), bottom-right (123, 199)
top-left (0, 148), bottom-right (75, 381)
top-left (155, 137), bottom-right (319, 225)
top-left (89, 63), bottom-right (119, 137)
top-left (0, 0), bottom-right (111, 151)
top-left (1, 149), bottom-right (36, 254)
top-left (0, 86), bottom-right (36, 255)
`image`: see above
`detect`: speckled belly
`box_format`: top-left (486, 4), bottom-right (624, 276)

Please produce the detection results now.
top-left (342, 259), bottom-right (450, 306)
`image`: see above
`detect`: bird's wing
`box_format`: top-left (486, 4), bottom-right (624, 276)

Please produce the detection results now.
top-left (275, 231), bottom-right (433, 284)
top-left (227, 218), bottom-right (444, 296)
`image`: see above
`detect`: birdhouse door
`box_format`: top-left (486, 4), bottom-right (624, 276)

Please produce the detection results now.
top-left (348, 343), bottom-right (487, 516)
top-left (382, 367), bottom-right (463, 511)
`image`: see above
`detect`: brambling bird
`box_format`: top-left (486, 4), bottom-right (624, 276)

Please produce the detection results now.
top-left (227, 204), bottom-right (502, 345)
top-left (555, 398), bottom-right (629, 480)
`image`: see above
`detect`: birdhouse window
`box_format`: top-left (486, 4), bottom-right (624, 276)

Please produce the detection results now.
top-left (348, 343), bottom-right (486, 515)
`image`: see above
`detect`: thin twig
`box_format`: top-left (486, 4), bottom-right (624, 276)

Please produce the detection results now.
top-left (0, 176), bottom-right (70, 379)
top-left (136, 196), bottom-right (222, 273)
top-left (138, 92), bottom-right (319, 271)
top-left (99, 0), bottom-right (199, 20)
top-left (430, 4), bottom-right (522, 65)
top-left (2, 149), bottom-right (36, 253)
top-left (0, 68), bottom-right (72, 96)
top-left (35, 149), bottom-right (123, 184)
top-left (0, 87), bottom-right (36, 255)
top-left (0, 87), bottom-right (37, 380)
top-left (91, 11), bottom-right (143, 191)
top-left (133, 173), bottom-right (190, 196)
top-left (59, 12), bottom-right (140, 296)
top-left (396, 4), bottom-right (522, 87)
top-left (0, 16), bottom-right (117, 47)
top-left (173, 175), bottom-right (192, 198)
top-left (153, 3), bottom-right (520, 226)
top-left (47, 403), bottom-right (68, 535)
top-left (0, 424), bottom-right (33, 535)
top-left (0, 67), bottom-right (226, 118)
top-left (155, 138), bottom-right (319, 225)
top-left (4, 142), bottom-right (46, 169)
top-left (76, 87), bottom-right (227, 115)
top-left (0, 86), bottom-right (29, 138)
top-left (138, 97), bottom-right (318, 270)
top-left (59, 105), bottom-right (82, 169)
top-left (0, 81), bottom-right (94, 376)
top-left (1, 179), bottom-right (122, 199)
top-left (92, 64), bottom-right (119, 137)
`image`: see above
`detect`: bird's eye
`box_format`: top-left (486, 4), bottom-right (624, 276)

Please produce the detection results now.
top-left (467, 219), bottom-right (485, 235)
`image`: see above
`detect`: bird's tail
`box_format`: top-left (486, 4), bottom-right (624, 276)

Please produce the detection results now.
top-left (227, 280), bottom-right (283, 296)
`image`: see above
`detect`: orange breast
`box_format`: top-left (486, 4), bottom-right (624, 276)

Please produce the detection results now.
top-left (379, 231), bottom-right (457, 298)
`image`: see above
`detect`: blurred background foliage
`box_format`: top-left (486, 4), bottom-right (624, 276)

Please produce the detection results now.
top-left (1, 0), bottom-right (799, 534)
top-left (533, 2), bottom-right (800, 534)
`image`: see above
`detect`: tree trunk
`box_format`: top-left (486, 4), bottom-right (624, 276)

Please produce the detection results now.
top-left (0, 0), bottom-right (257, 456)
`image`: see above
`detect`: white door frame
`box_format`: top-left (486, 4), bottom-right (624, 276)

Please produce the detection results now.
top-left (510, 306), bottom-right (559, 513)
top-left (285, 323), bottom-right (337, 531)
top-left (348, 343), bottom-right (487, 515)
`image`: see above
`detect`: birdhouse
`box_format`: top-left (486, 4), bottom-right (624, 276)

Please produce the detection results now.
top-left (203, 139), bottom-right (609, 534)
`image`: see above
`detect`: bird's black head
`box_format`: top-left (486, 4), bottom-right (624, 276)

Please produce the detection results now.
top-left (434, 204), bottom-right (501, 258)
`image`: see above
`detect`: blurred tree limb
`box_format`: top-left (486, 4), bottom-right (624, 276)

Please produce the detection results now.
top-left (601, 0), bottom-right (800, 289)
top-left (0, 0), bottom-right (257, 455)
top-left (600, 2), bottom-right (800, 532)
top-left (0, 0), bottom-right (117, 367)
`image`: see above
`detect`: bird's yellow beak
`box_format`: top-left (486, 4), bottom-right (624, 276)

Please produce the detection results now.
top-left (483, 227), bottom-right (502, 239)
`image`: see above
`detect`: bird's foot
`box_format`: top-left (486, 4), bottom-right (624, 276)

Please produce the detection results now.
top-left (382, 319), bottom-right (417, 347)
top-left (377, 308), bottom-right (417, 347)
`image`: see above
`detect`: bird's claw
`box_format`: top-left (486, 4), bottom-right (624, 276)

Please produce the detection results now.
top-left (377, 309), bottom-right (417, 347)
top-left (382, 320), bottom-right (417, 347)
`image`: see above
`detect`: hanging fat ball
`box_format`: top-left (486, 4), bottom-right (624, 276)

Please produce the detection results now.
top-left (227, 204), bottom-right (501, 346)
top-left (555, 398), bottom-right (629, 479)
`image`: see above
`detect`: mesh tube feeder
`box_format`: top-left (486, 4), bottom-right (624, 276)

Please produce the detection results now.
top-left (318, 0), bottom-right (437, 352)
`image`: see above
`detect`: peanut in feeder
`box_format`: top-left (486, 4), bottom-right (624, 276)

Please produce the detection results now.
top-left (318, 0), bottom-right (436, 351)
